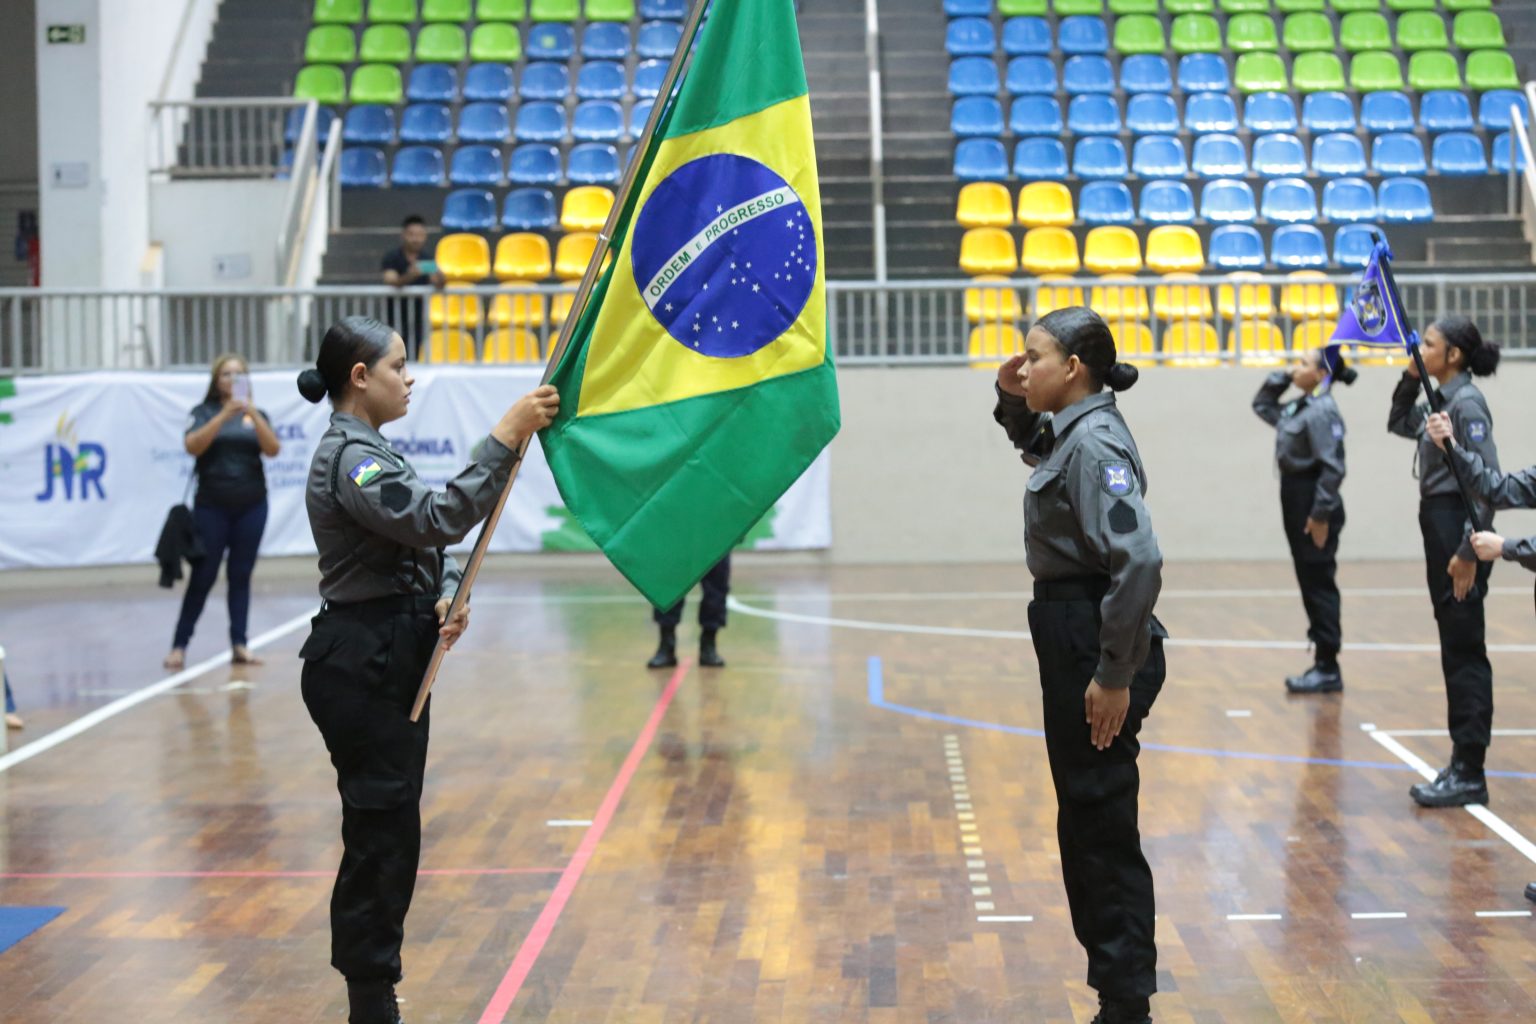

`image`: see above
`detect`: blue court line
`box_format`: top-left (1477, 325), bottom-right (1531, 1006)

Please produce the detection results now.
top-left (867, 656), bottom-right (1536, 780)
top-left (0, 906), bottom-right (65, 956)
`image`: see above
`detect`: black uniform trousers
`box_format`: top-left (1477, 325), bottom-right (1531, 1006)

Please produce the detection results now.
top-left (300, 594), bottom-right (439, 983)
top-left (1419, 495), bottom-right (1494, 767)
top-left (654, 555), bottom-right (731, 629)
top-left (1028, 578), bottom-right (1166, 1001)
top-left (1280, 471), bottom-right (1344, 665)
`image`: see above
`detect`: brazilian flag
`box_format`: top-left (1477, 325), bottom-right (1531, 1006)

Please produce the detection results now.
top-left (541, 0), bottom-right (840, 609)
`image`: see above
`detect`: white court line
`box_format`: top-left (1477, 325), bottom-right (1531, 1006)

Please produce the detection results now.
top-left (1226, 710), bottom-right (1253, 718)
top-left (545, 819), bottom-right (594, 828)
top-left (1351, 912), bottom-right (1408, 920)
top-left (1475, 910), bottom-right (1533, 918)
top-left (1227, 913), bottom-right (1283, 921)
top-left (977, 915), bottom-right (1033, 923)
top-left (0, 609), bottom-right (315, 776)
top-left (483, 587), bottom-right (1533, 606)
top-left (1374, 729), bottom-right (1536, 739)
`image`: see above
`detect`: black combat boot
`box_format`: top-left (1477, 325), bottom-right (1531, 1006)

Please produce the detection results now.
top-left (1524, 881), bottom-right (1536, 903)
top-left (1091, 994), bottom-right (1151, 1024)
top-left (347, 980), bottom-right (404, 1024)
top-left (1410, 761), bottom-right (1488, 808)
top-left (698, 628), bottom-right (725, 668)
top-left (1285, 661), bottom-right (1343, 694)
top-left (646, 626), bottom-right (678, 669)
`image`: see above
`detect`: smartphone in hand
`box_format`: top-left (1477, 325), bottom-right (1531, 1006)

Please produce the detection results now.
top-left (232, 373), bottom-right (252, 404)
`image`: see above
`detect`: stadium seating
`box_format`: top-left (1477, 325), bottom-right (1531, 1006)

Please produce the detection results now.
top-left (1139, 181), bottom-right (1197, 224)
top-left (1209, 226), bottom-right (1266, 271)
top-left (1271, 225), bottom-right (1328, 269)
top-left (1192, 133), bottom-right (1247, 177)
top-left (957, 182), bottom-right (1014, 228)
top-left (1023, 226), bottom-right (1083, 274)
top-left (1133, 135), bottom-right (1188, 177)
top-left (1018, 181), bottom-right (1074, 227)
top-left (1312, 133), bottom-right (1367, 176)
top-left (1079, 181), bottom-right (1136, 225)
top-left (961, 227), bottom-right (1019, 275)
top-left (1322, 177), bottom-right (1378, 222)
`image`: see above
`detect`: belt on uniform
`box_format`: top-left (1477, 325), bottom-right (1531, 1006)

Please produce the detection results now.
top-left (1033, 575), bottom-right (1111, 602)
top-left (320, 593), bottom-right (440, 617)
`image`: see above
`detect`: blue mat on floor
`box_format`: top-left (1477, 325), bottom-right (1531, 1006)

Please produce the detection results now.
top-left (0, 906), bottom-right (65, 954)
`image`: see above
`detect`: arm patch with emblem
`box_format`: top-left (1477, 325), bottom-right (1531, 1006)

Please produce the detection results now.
top-left (1100, 461), bottom-right (1135, 497)
top-left (348, 457), bottom-right (383, 487)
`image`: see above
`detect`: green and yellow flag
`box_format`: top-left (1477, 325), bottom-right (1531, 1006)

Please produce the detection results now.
top-left (541, 0), bottom-right (840, 609)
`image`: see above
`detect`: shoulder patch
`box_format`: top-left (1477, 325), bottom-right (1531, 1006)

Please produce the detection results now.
top-left (1467, 420), bottom-right (1488, 443)
top-left (380, 481), bottom-right (411, 512)
top-left (1330, 420), bottom-right (1344, 440)
top-left (1100, 461), bottom-right (1135, 497)
top-left (1108, 499), bottom-right (1139, 535)
top-left (348, 457), bottom-right (383, 487)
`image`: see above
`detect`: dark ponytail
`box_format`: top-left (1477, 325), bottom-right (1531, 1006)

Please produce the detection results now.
top-left (1035, 306), bottom-right (1139, 393)
top-left (1320, 347), bottom-right (1357, 386)
top-left (1433, 315), bottom-right (1501, 378)
top-left (297, 315), bottom-right (398, 404)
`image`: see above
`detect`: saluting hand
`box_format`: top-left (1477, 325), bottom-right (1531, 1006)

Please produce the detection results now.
top-left (1085, 681), bottom-right (1130, 751)
top-left (1426, 411), bottom-right (1455, 450)
top-left (1471, 532), bottom-right (1506, 563)
top-left (1304, 517), bottom-right (1330, 550)
top-left (997, 354), bottom-right (1027, 398)
top-left (1447, 555), bottom-right (1477, 601)
top-left (436, 598), bottom-right (471, 650)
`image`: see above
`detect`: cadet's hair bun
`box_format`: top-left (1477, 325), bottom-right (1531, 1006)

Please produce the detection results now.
top-left (1336, 364), bottom-right (1359, 386)
top-left (1469, 342), bottom-right (1502, 377)
top-left (297, 368), bottom-right (328, 404)
top-left (1106, 362), bottom-right (1139, 392)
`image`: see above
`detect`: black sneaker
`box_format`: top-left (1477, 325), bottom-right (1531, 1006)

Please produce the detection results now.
top-left (1410, 762), bottom-right (1488, 808)
top-left (1285, 664), bottom-right (1343, 694)
top-left (646, 628), bottom-right (678, 669)
top-left (1524, 881), bottom-right (1536, 904)
top-left (1091, 995), bottom-right (1152, 1024)
top-left (698, 629), bottom-right (725, 668)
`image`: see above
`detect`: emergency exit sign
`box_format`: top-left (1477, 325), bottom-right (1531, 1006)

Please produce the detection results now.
top-left (46, 24), bottom-right (86, 44)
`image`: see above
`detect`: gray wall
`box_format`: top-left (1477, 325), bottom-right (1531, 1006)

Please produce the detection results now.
top-left (0, 0), bottom-right (38, 185)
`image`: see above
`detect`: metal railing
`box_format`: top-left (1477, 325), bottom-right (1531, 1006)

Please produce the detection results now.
top-left (148, 98), bottom-right (311, 179)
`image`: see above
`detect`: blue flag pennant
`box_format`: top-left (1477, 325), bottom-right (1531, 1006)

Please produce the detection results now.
top-left (1329, 238), bottom-right (1414, 350)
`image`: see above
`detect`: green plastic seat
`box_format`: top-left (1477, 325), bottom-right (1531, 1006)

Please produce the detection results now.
top-left (1276, 0), bottom-right (1324, 10)
top-left (1340, 12), bottom-right (1390, 51)
top-left (1114, 15), bottom-right (1165, 54)
top-left (415, 23), bottom-right (467, 63)
top-left (1165, 0), bottom-right (1214, 11)
top-left (470, 22), bottom-right (523, 61)
top-left (1109, 0), bottom-right (1159, 12)
top-left (1350, 50), bottom-right (1404, 91)
top-left (350, 64), bottom-right (403, 105)
top-left (1220, 0), bottom-right (1271, 11)
top-left (1235, 51), bottom-right (1288, 92)
top-left (586, 0), bottom-right (636, 19)
top-left (314, 0), bottom-right (364, 24)
top-left (294, 65), bottom-right (346, 104)
top-left (1329, 0), bottom-right (1379, 12)
top-left (1053, 0), bottom-right (1103, 14)
top-left (367, 0), bottom-right (417, 23)
top-left (422, 0), bottom-right (472, 20)
top-left (1466, 49), bottom-right (1519, 91)
top-left (1171, 14), bottom-right (1222, 53)
top-left (1444, 0), bottom-right (1492, 10)
top-left (1409, 49), bottom-right (1463, 90)
top-left (1385, 0), bottom-right (1434, 10)
top-left (1227, 13), bottom-right (1279, 51)
top-left (1293, 52), bottom-right (1347, 92)
top-left (998, 0), bottom-right (1048, 14)
top-left (305, 25), bottom-right (357, 64)
top-left (359, 24), bottom-right (411, 63)
top-left (1453, 12), bottom-right (1506, 52)
top-left (1396, 12), bottom-right (1448, 51)
top-left (477, 0), bottom-right (527, 18)
top-left (1283, 13), bottom-right (1335, 51)
top-left (530, 0), bottom-right (579, 20)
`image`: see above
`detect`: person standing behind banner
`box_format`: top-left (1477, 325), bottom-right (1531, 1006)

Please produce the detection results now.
top-left (1252, 348), bottom-right (1357, 694)
top-left (1388, 315), bottom-right (1502, 808)
top-left (646, 554), bottom-right (729, 669)
top-left (993, 307), bottom-right (1165, 1024)
top-left (295, 316), bottom-right (558, 1024)
top-left (164, 355), bottom-right (281, 671)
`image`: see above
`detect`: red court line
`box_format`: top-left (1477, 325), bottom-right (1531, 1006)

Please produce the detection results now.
top-left (0, 868), bottom-right (563, 880)
top-left (477, 658), bottom-right (692, 1024)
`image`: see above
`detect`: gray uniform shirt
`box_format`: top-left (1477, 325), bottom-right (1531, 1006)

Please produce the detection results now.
top-left (1448, 446), bottom-right (1536, 572)
top-left (307, 412), bottom-right (518, 604)
top-left (1252, 371), bottom-right (1346, 520)
top-left (994, 387), bottom-right (1164, 690)
top-left (1388, 371), bottom-right (1498, 559)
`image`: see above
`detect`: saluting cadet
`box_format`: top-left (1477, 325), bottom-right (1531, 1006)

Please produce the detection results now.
top-left (1252, 349), bottom-right (1357, 694)
top-left (1387, 315), bottom-right (1502, 808)
top-left (993, 307), bottom-right (1166, 1024)
top-left (295, 316), bottom-right (558, 1024)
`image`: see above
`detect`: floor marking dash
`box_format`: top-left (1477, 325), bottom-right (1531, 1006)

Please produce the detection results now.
top-left (544, 820), bottom-right (593, 828)
top-left (1475, 910), bottom-right (1533, 918)
top-left (1227, 913), bottom-right (1283, 922)
top-left (1351, 912), bottom-right (1408, 920)
top-left (977, 915), bottom-right (1033, 923)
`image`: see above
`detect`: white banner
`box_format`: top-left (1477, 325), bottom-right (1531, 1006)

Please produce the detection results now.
top-left (0, 368), bottom-right (831, 569)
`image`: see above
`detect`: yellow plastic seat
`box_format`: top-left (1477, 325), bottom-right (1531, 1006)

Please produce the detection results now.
top-left (494, 232), bottom-right (553, 281)
top-left (1090, 277), bottom-right (1151, 321)
top-left (1293, 319), bottom-right (1339, 351)
top-left (961, 227), bottom-right (1019, 275)
top-left (1216, 272), bottom-right (1275, 319)
top-left (1280, 271), bottom-right (1340, 320)
top-left (1032, 275), bottom-right (1086, 318)
top-left (560, 186), bottom-right (615, 232)
top-left (550, 291), bottom-right (577, 324)
top-left (555, 232), bottom-right (600, 280)
top-left (1017, 181), bottom-right (1074, 228)
top-left (429, 289), bottom-right (484, 328)
top-left (1152, 276), bottom-right (1214, 321)
top-left (1229, 321), bottom-right (1287, 366)
top-left (482, 327), bottom-right (541, 364)
top-left (425, 328), bottom-right (476, 364)
top-left (1106, 319), bottom-right (1155, 365)
top-left (1162, 320), bottom-right (1222, 367)
top-left (957, 182), bottom-right (1014, 228)
top-left (488, 291), bottom-right (548, 328)
top-left (965, 277), bottom-right (1022, 323)
top-left (1145, 225), bottom-right (1204, 274)
top-left (969, 323), bottom-right (1025, 369)
top-left (1083, 226), bottom-right (1142, 275)
top-left (1021, 226), bottom-right (1081, 275)
top-left (435, 232), bottom-right (492, 282)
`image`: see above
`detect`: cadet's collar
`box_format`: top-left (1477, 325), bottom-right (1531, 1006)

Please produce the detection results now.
top-left (1439, 371), bottom-right (1471, 401)
top-left (331, 411), bottom-right (388, 443)
top-left (1050, 391), bottom-right (1116, 439)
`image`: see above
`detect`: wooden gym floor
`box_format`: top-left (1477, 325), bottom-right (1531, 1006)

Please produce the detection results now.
top-left (3, 560), bottom-right (1536, 1023)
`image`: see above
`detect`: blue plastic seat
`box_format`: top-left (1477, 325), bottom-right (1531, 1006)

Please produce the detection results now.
top-left (945, 0), bottom-right (990, 14)
top-left (1433, 132), bottom-right (1489, 176)
top-left (1063, 56), bottom-right (1115, 94)
top-left (1013, 137), bottom-right (1069, 180)
top-left (1302, 92), bottom-right (1356, 134)
top-left (573, 100), bottom-right (623, 141)
top-left (1360, 91), bottom-right (1414, 133)
top-left (1321, 177), bottom-right (1378, 223)
top-left (340, 147), bottom-right (387, 188)
top-left (1420, 91), bottom-right (1474, 133)
top-left (503, 187), bottom-right (558, 231)
top-left (527, 24), bottom-right (576, 61)
top-left (1186, 92), bottom-right (1239, 135)
top-left (1312, 133), bottom-right (1368, 176)
top-left (1261, 178), bottom-right (1317, 223)
top-left (1271, 225), bottom-right (1328, 270)
top-left (1079, 181), bottom-right (1135, 225)
top-left (1209, 224), bottom-right (1266, 270)
top-left (407, 65), bottom-right (458, 103)
top-left (460, 102), bottom-right (511, 143)
top-left (1139, 180), bottom-right (1197, 224)
top-left (1244, 92), bottom-right (1298, 133)
top-left (640, 0), bottom-right (685, 18)
top-left (400, 103), bottom-right (453, 144)
top-left (464, 64), bottom-right (514, 102)
top-left (945, 17), bottom-right (995, 57)
top-left (1179, 53), bottom-right (1231, 93)
top-left (1003, 16), bottom-right (1051, 55)
top-left (1372, 133), bottom-right (1427, 176)
top-left (1120, 55), bottom-right (1172, 94)
top-left (285, 106), bottom-right (336, 144)
top-left (582, 22), bottom-right (630, 59)
top-left (1131, 135), bottom-right (1188, 177)
top-left (951, 57), bottom-right (1001, 96)
top-left (1073, 136), bottom-right (1129, 179)
top-left (1252, 133), bottom-right (1307, 177)
top-left (520, 62), bottom-right (570, 101)
top-left (1007, 56), bottom-right (1057, 95)
top-left (1192, 133), bottom-right (1247, 177)
top-left (391, 146), bottom-right (446, 187)
top-left (1201, 179), bottom-right (1258, 223)
top-left (343, 105), bottom-right (395, 144)
top-left (516, 101), bottom-right (567, 142)
top-left (568, 142), bottom-right (621, 185)
top-left (1493, 132), bottom-right (1528, 174)
top-left (633, 59), bottom-right (668, 99)
top-left (954, 96), bottom-right (1005, 137)
top-left (509, 144), bottom-right (561, 185)
top-left (1010, 96), bottom-right (1063, 135)
top-left (1069, 94), bottom-right (1121, 135)
top-left (1379, 177), bottom-right (1433, 223)
top-left (1479, 90), bottom-right (1529, 133)
top-left (577, 60), bottom-right (626, 100)
top-left (1059, 15), bottom-right (1109, 55)
top-left (450, 145), bottom-right (503, 186)
top-left (628, 99), bottom-right (655, 137)
top-left (957, 138), bottom-right (1009, 181)
top-left (1333, 224), bottom-right (1379, 268)
top-left (636, 21), bottom-right (682, 58)
top-left (1127, 93), bottom-right (1179, 135)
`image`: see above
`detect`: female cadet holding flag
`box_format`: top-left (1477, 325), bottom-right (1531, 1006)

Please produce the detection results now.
top-left (294, 316), bottom-right (558, 1024)
top-left (993, 307), bottom-right (1165, 1024)
top-left (1387, 315), bottom-right (1502, 808)
top-left (1252, 349), bottom-right (1357, 694)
